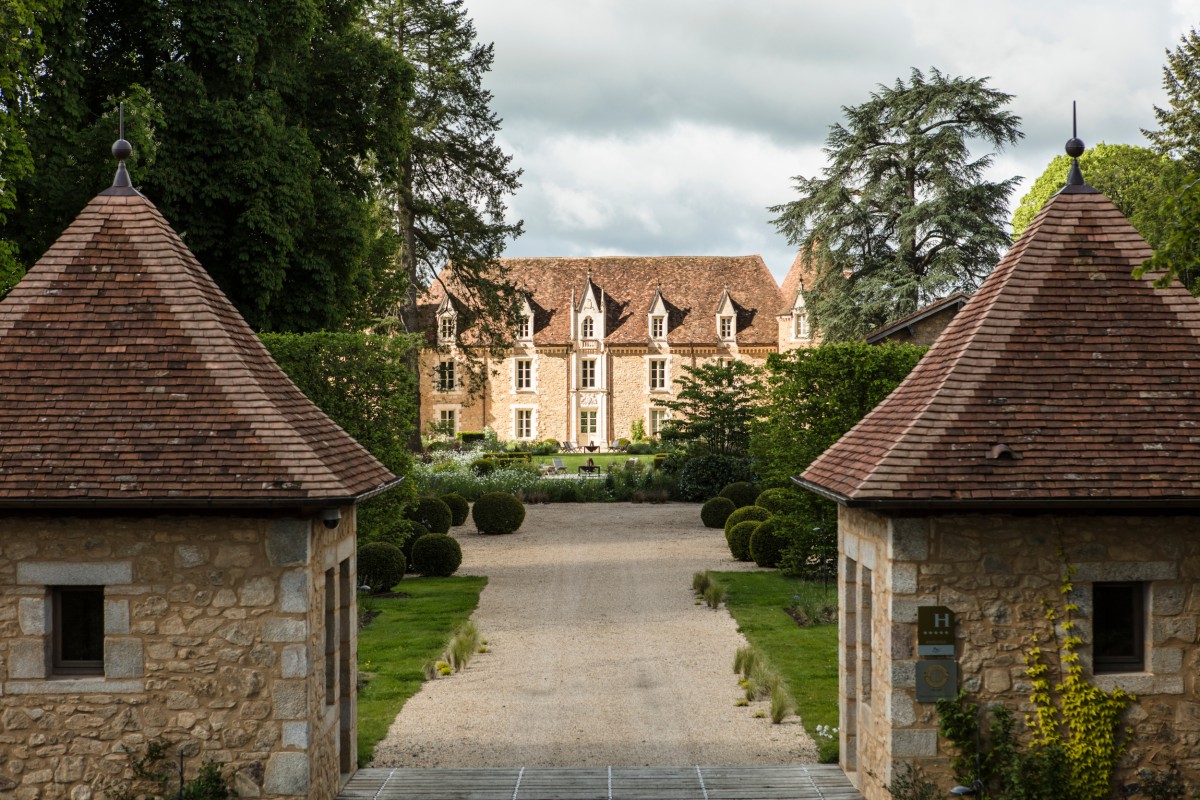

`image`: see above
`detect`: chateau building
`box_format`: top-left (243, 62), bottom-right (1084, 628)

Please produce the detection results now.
top-left (418, 254), bottom-right (813, 445)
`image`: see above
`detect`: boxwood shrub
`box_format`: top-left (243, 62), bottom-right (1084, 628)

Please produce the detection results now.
top-left (754, 487), bottom-right (798, 515)
top-left (718, 481), bottom-right (758, 508)
top-left (749, 517), bottom-right (788, 569)
top-left (724, 505), bottom-right (772, 537)
top-left (472, 492), bottom-right (526, 534)
top-left (410, 497), bottom-right (453, 534)
top-left (727, 520), bottom-right (761, 561)
top-left (700, 496), bottom-right (737, 529)
top-left (358, 542), bottom-right (406, 593)
top-left (440, 493), bottom-right (470, 526)
top-left (411, 534), bottom-right (463, 577)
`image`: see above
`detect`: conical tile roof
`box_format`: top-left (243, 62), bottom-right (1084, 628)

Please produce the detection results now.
top-left (798, 188), bottom-right (1200, 509)
top-left (0, 190), bottom-right (399, 509)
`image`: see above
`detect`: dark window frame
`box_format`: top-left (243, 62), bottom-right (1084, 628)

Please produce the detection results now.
top-left (52, 586), bottom-right (105, 676)
top-left (1093, 581), bottom-right (1146, 674)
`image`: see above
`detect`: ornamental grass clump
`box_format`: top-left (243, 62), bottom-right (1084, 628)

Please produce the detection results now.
top-left (700, 496), bottom-right (737, 528)
top-left (703, 581), bottom-right (726, 609)
top-left (692, 571), bottom-right (712, 595)
top-left (411, 534), bottom-right (463, 577)
top-left (471, 492), bottom-right (526, 534)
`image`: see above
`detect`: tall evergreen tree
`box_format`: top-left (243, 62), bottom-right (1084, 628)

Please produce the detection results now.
top-left (3, 0), bottom-right (410, 331)
top-left (1144, 27), bottom-right (1200, 172)
top-left (367, 0), bottom-right (523, 348)
top-left (770, 68), bottom-right (1022, 341)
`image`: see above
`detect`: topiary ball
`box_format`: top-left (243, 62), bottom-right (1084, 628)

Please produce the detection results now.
top-left (401, 522), bottom-right (429, 569)
top-left (749, 517), bottom-right (789, 569)
top-left (358, 542), bottom-right (406, 593)
top-left (701, 496), bottom-right (737, 528)
top-left (724, 505), bottom-right (772, 537)
top-left (754, 487), bottom-right (797, 515)
top-left (472, 492), bottom-right (526, 534)
top-left (719, 481), bottom-right (758, 509)
top-left (471, 458), bottom-right (496, 476)
top-left (411, 534), bottom-right (463, 577)
top-left (410, 497), bottom-right (453, 534)
top-left (727, 520), bottom-right (761, 561)
top-left (440, 493), bottom-right (470, 526)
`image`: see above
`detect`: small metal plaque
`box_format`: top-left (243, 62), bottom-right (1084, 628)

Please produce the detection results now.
top-left (918, 644), bottom-right (955, 657)
top-left (916, 660), bottom-right (958, 702)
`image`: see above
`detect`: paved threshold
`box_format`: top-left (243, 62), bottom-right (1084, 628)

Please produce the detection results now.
top-left (340, 765), bottom-right (864, 800)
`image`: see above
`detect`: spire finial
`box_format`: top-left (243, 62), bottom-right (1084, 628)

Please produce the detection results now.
top-left (103, 102), bottom-right (138, 195)
top-left (1059, 101), bottom-right (1097, 195)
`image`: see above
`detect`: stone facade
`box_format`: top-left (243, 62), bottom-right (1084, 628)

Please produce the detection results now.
top-left (839, 506), bottom-right (1200, 800)
top-left (0, 512), bottom-right (358, 800)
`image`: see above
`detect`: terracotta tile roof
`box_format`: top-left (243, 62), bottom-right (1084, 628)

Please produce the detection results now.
top-left (421, 255), bottom-right (785, 346)
top-left (780, 251), bottom-right (817, 306)
top-left (864, 291), bottom-right (970, 344)
top-left (0, 191), bottom-right (398, 509)
top-left (798, 189), bottom-right (1200, 509)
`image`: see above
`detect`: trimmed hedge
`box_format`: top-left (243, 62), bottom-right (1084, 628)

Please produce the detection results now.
top-left (724, 505), bottom-right (772, 537)
top-left (411, 497), bottom-right (452, 534)
top-left (358, 542), bottom-right (406, 593)
top-left (701, 496), bottom-right (737, 529)
top-left (749, 517), bottom-right (788, 569)
top-left (471, 458), bottom-right (496, 476)
top-left (677, 454), bottom-right (754, 501)
top-left (718, 481), bottom-right (758, 508)
top-left (411, 534), bottom-right (463, 577)
top-left (440, 493), bottom-right (469, 526)
top-left (727, 520), bottom-right (761, 561)
top-left (472, 492), bottom-right (526, 534)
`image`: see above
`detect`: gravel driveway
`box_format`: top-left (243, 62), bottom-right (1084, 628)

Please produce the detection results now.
top-left (369, 502), bottom-right (817, 767)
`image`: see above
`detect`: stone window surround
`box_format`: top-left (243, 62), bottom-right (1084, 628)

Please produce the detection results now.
top-left (649, 314), bottom-right (666, 340)
top-left (438, 313), bottom-right (456, 342)
top-left (513, 356), bottom-right (536, 392)
top-left (517, 314), bottom-right (532, 340)
top-left (647, 356), bottom-right (669, 392)
top-left (579, 408), bottom-right (598, 435)
top-left (513, 406), bottom-right (536, 440)
top-left (434, 405), bottom-right (459, 435)
top-left (9, 560), bottom-right (144, 694)
top-left (580, 357), bottom-right (598, 389)
top-left (436, 359), bottom-right (456, 393)
top-left (794, 311), bottom-right (810, 340)
top-left (581, 316), bottom-right (595, 340)
top-left (718, 315), bottom-right (735, 341)
top-left (648, 407), bottom-right (669, 437)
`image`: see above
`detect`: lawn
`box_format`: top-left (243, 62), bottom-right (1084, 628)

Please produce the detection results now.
top-left (530, 452), bottom-right (652, 470)
top-left (356, 576), bottom-right (488, 766)
top-left (714, 571), bottom-right (840, 762)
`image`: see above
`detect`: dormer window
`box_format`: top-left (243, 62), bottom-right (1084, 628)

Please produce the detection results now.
top-left (718, 316), bottom-right (734, 341)
top-left (517, 315), bottom-right (532, 340)
top-left (438, 315), bottom-right (456, 342)
top-left (650, 315), bottom-right (665, 340)
top-left (582, 317), bottom-right (594, 339)
top-left (794, 312), bottom-right (810, 340)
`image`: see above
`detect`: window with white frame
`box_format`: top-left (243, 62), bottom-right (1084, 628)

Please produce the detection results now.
top-left (515, 408), bottom-right (533, 440)
top-left (515, 358), bottom-right (533, 391)
top-left (649, 408), bottom-right (668, 436)
top-left (581, 317), bottom-right (594, 339)
top-left (437, 360), bottom-right (456, 392)
top-left (439, 315), bottom-right (456, 341)
top-left (438, 408), bottom-right (457, 435)
top-left (795, 312), bottom-right (810, 340)
top-left (581, 358), bottom-right (597, 389)
top-left (580, 409), bottom-right (598, 435)
top-left (517, 315), bottom-right (532, 340)
top-left (718, 315), bottom-right (734, 340)
top-left (649, 358), bottom-right (667, 390)
top-left (650, 315), bottom-right (665, 340)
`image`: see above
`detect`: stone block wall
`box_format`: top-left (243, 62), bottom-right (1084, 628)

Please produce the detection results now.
top-left (0, 511), bottom-right (357, 800)
top-left (839, 507), bottom-right (1200, 800)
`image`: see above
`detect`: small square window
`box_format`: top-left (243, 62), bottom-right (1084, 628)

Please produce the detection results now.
top-left (1093, 582), bottom-right (1145, 673)
top-left (53, 586), bottom-right (104, 675)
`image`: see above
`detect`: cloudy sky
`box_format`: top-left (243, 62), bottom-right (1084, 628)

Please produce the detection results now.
top-left (469, 0), bottom-right (1196, 283)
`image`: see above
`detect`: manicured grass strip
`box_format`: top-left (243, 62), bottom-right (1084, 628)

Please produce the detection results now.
top-left (530, 453), bottom-right (652, 469)
top-left (356, 576), bottom-right (487, 766)
top-left (714, 571), bottom-right (840, 762)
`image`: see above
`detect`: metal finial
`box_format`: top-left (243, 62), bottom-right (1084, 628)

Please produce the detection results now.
top-left (1059, 101), bottom-right (1097, 195)
top-left (103, 101), bottom-right (139, 196)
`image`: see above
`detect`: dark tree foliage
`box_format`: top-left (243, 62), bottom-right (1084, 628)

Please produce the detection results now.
top-left (4, 0), bottom-right (411, 331)
top-left (771, 68), bottom-right (1022, 341)
top-left (367, 0), bottom-right (523, 345)
top-left (1144, 27), bottom-right (1200, 172)
top-left (659, 360), bottom-right (761, 457)
top-left (0, 0), bottom-right (60, 297)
